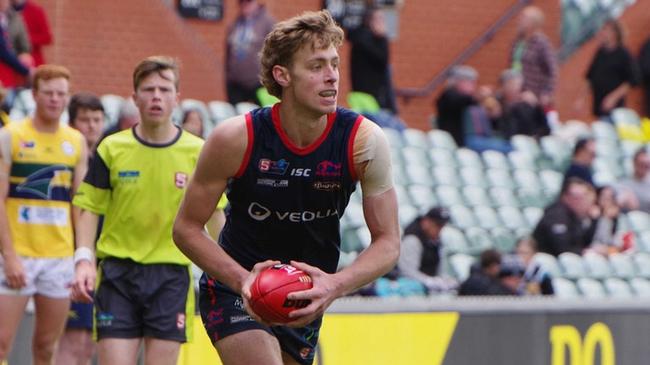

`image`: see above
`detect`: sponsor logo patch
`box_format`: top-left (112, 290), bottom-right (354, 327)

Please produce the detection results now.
top-left (175, 172), bottom-right (188, 188)
top-left (176, 313), bottom-right (186, 330)
top-left (96, 312), bottom-right (114, 328)
top-left (21, 140), bottom-right (35, 148)
top-left (315, 160), bottom-right (342, 177)
top-left (18, 205), bottom-right (68, 226)
top-left (61, 141), bottom-right (75, 156)
top-left (258, 158), bottom-right (289, 175)
top-left (256, 178), bottom-right (289, 188)
top-left (312, 181), bottom-right (341, 191)
top-left (247, 202), bottom-right (338, 222)
top-left (118, 170), bottom-right (140, 183)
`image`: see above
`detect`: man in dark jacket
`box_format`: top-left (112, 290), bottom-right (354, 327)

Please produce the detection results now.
top-left (458, 249), bottom-right (516, 296)
top-left (533, 178), bottom-right (597, 257)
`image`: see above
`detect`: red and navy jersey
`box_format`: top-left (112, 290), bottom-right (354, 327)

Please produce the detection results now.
top-left (220, 104), bottom-right (363, 274)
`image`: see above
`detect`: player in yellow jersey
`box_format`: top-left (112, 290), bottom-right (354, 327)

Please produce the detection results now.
top-left (71, 56), bottom-right (224, 365)
top-left (0, 65), bottom-right (88, 365)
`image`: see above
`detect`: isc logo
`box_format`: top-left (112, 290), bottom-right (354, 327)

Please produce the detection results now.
top-left (550, 322), bottom-right (615, 365)
top-left (282, 298), bottom-right (311, 308)
top-left (291, 168), bottom-right (311, 177)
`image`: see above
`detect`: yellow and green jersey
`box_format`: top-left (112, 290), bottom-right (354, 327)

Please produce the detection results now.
top-left (73, 127), bottom-right (225, 265)
top-left (6, 118), bottom-right (84, 257)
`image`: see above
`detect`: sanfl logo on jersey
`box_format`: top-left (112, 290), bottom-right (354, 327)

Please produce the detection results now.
top-left (175, 172), bottom-right (188, 188)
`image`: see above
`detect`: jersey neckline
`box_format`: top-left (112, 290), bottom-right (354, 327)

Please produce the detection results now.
top-left (271, 103), bottom-right (336, 156)
top-left (131, 124), bottom-right (182, 148)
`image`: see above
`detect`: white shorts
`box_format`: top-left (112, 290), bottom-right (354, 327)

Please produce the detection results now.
top-left (0, 256), bottom-right (73, 298)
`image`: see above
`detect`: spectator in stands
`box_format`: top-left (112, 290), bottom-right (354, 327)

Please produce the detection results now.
top-left (0, 0), bottom-right (29, 100)
top-left (615, 148), bottom-right (650, 213)
top-left (55, 92), bottom-right (104, 365)
top-left (0, 83), bottom-right (9, 127)
top-left (458, 249), bottom-right (517, 296)
top-left (588, 185), bottom-right (624, 256)
top-left (11, 0), bottom-right (51, 67)
top-left (349, 7), bottom-right (397, 114)
top-left (513, 236), bottom-right (554, 295)
top-left (510, 5), bottom-right (557, 108)
top-left (533, 178), bottom-right (597, 257)
top-left (397, 207), bottom-right (457, 293)
top-left (496, 69), bottom-right (549, 139)
top-left (563, 137), bottom-right (596, 187)
top-left (580, 19), bottom-right (637, 119)
top-left (640, 35), bottom-right (650, 117)
top-left (225, 0), bottom-right (275, 105)
top-left (462, 95), bottom-right (513, 154)
top-left (181, 108), bottom-right (204, 138)
top-left (435, 65), bottom-right (479, 146)
top-left (102, 97), bottom-right (140, 138)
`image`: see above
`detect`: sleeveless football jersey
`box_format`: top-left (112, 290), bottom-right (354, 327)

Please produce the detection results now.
top-left (6, 119), bottom-right (83, 257)
top-left (220, 104), bottom-right (363, 274)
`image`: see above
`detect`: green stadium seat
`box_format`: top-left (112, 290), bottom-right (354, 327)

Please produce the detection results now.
top-left (611, 107), bottom-right (641, 126)
top-left (539, 169), bottom-right (563, 198)
top-left (341, 227), bottom-right (364, 253)
top-left (456, 148), bottom-right (483, 169)
top-left (401, 147), bottom-right (431, 167)
top-left (448, 253), bottom-right (475, 282)
top-left (440, 226), bottom-right (471, 255)
top-left (473, 205), bottom-right (502, 230)
top-left (552, 277), bottom-right (580, 299)
top-left (620, 140), bottom-right (644, 159)
top-left (508, 151), bottom-right (537, 171)
top-left (558, 252), bottom-right (588, 279)
top-left (428, 129), bottom-right (458, 151)
top-left (462, 186), bottom-right (493, 208)
top-left (406, 165), bottom-right (434, 187)
top-left (399, 205), bottom-right (419, 227)
top-left (392, 165), bottom-right (410, 187)
top-left (532, 252), bottom-right (562, 277)
top-left (522, 206), bottom-right (543, 228)
top-left (582, 252), bottom-right (613, 279)
top-left (342, 201), bottom-right (365, 228)
top-left (513, 169), bottom-right (542, 191)
top-left (435, 185), bottom-right (466, 207)
top-left (497, 206), bottom-right (528, 230)
top-left (511, 134), bottom-right (542, 159)
top-left (603, 277), bottom-right (634, 299)
top-left (382, 128), bottom-right (404, 148)
top-left (432, 166), bottom-right (460, 187)
top-left (491, 227), bottom-right (518, 253)
top-left (626, 210), bottom-right (650, 233)
top-left (517, 188), bottom-right (547, 208)
top-left (100, 94), bottom-right (125, 127)
top-left (464, 227), bottom-right (495, 255)
top-left (459, 167), bottom-right (488, 188)
top-left (540, 135), bottom-right (571, 171)
top-left (576, 278), bottom-right (607, 299)
top-left (595, 138), bottom-right (621, 160)
top-left (608, 253), bottom-right (636, 279)
top-left (482, 150), bottom-right (510, 170)
top-left (633, 252), bottom-right (650, 278)
top-left (394, 185), bottom-right (412, 206)
top-left (256, 87), bottom-right (280, 107)
top-left (591, 120), bottom-right (618, 141)
top-left (629, 277), bottom-right (650, 298)
top-left (347, 91), bottom-right (381, 114)
top-left (235, 101), bottom-right (259, 115)
top-left (429, 148), bottom-right (458, 168)
top-left (448, 204), bottom-right (477, 230)
top-left (407, 185), bottom-right (438, 212)
top-left (486, 168), bottom-right (516, 190)
top-left (489, 187), bottom-right (521, 208)
top-left (402, 128), bottom-right (430, 149)
top-left (208, 100), bottom-right (237, 124)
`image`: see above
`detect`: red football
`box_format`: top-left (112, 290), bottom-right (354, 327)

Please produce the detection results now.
top-left (249, 264), bottom-right (313, 324)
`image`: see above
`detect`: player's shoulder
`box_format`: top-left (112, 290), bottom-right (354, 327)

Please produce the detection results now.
top-left (205, 114), bottom-right (248, 150)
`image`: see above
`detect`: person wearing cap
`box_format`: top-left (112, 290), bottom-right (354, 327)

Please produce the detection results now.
top-left (397, 207), bottom-right (457, 293)
top-left (458, 249), bottom-right (517, 296)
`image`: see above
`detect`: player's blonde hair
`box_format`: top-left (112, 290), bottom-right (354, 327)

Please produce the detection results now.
top-left (259, 10), bottom-right (344, 98)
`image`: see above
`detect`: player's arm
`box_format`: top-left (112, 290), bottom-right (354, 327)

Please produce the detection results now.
top-left (173, 116), bottom-right (251, 293)
top-left (287, 119), bottom-right (400, 326)
top-left (0, 129), bottom-right (26, 289)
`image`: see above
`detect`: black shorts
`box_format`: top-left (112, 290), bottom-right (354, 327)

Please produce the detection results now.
top-left (199, 274), bottom-right (321, 365)
top-left (94, 258), bottom-right (194, 342)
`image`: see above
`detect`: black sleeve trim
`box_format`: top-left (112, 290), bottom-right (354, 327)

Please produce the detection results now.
top-left (84, 154), bottom-right (111, 189)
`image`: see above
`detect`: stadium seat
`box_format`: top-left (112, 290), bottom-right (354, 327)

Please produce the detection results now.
top-left (522, 206), bottom-right (543, 228)
top-left (401, 147), bottom-right (431, 167)
top-left (429, 148), bottom-right (458, 168)
top-left (235, 101), bottom-right (259, 115)
top-left (100, 94), bottom-right (125, 127)
top-left (591, 120), bottom-right (618, 141)
top-left (256, 87), bottom-right (280, 107)
top-left (406, 165), bottom-right (434, 187)
top-left (594, 138), bottom-right (621, 160)
top-left (633, 252), bottom-right (650, 278)
top-left (513, 169), bottom-right (542, 191)
top-left (582, 252), bottom-right (613, 279)
top-left (558, 252), bottom-right (588, 279)
top-left (532, 252), bottom-right (563, 277)
top-left (540, 135), bottom-right (571, 171)
top-left (341, 227), bottom-right (364, 253)
top-left (489, 187), bottom-right (521, 208)
top-left (603, 277), bottom-right (634, 299)
top-left (342, 201), bottom-right (365, 228)
top-left (626, 210), bottom-right (650, 233)
top-left (440, 226), bottom-right (470, 255)
top-left (383, 129), bottom-right (404, 150)
top-left (390, 147), bottom-right (404, 167)
top-left (432, 166), bottom-right (460, 186)
top-left (608, 253), bottom-right (636, 279)
top-left (472, 205), bottom-right (501, 230)
top-left (464, 227), bottom-right (494, 255)
top-left (629, 277), bottom-right (650, 298)
top-left (551, 277), bottom-right (580, 299)
top-left (620, 140), bottom-right (644, 159)
top-left (486, 168), bottom-right (516, 190)
top-left (510, 134), bottom-right (542, 159)
top-left (356, 226), bottom-right (372, 249)
top-left (402, 128), bottom-right (430, 149)
top-left (576, 278), bottom-right (607, 299)
top-left (462, 186), bottom-right (493, 208)
top-left (517, 188), bottom-right (547, 208)
top-left (508, 151), bottom-right (537, 171)
top-left (428, 129), bottom-right (458, 150)
top-left (481, 150), bottom-right (510, 170)
top-left (208, 100), bottom-right (237, 124)
top-left (449, 253), bottom-right (475, 281)
top-left (347, 91), bottom-right (380, 114)
top-left (497, 206), bottom-right (528, 230)
top-left (611, 107), bottom-right (642, 126)
top-left (456, 148), bottom-right (483, 168)
top-left (399, 204), bottom-right (419, 227)
top-left (392, 165), bottom-right (410, 186)
top-left (538, 169), bottom-right (563, 198)
top-left (491, 227), bottom-right (518, 253)
top-left (435, 185), bottom-right (466, 207)
top-left (448, 204), bottom-right (477, 230)
top-left (407, 185), bottom-right (438, 212)
top-left (394, 185), bottom-right (412, 206)
top-left (459, 167), bottom-right (488, 188)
